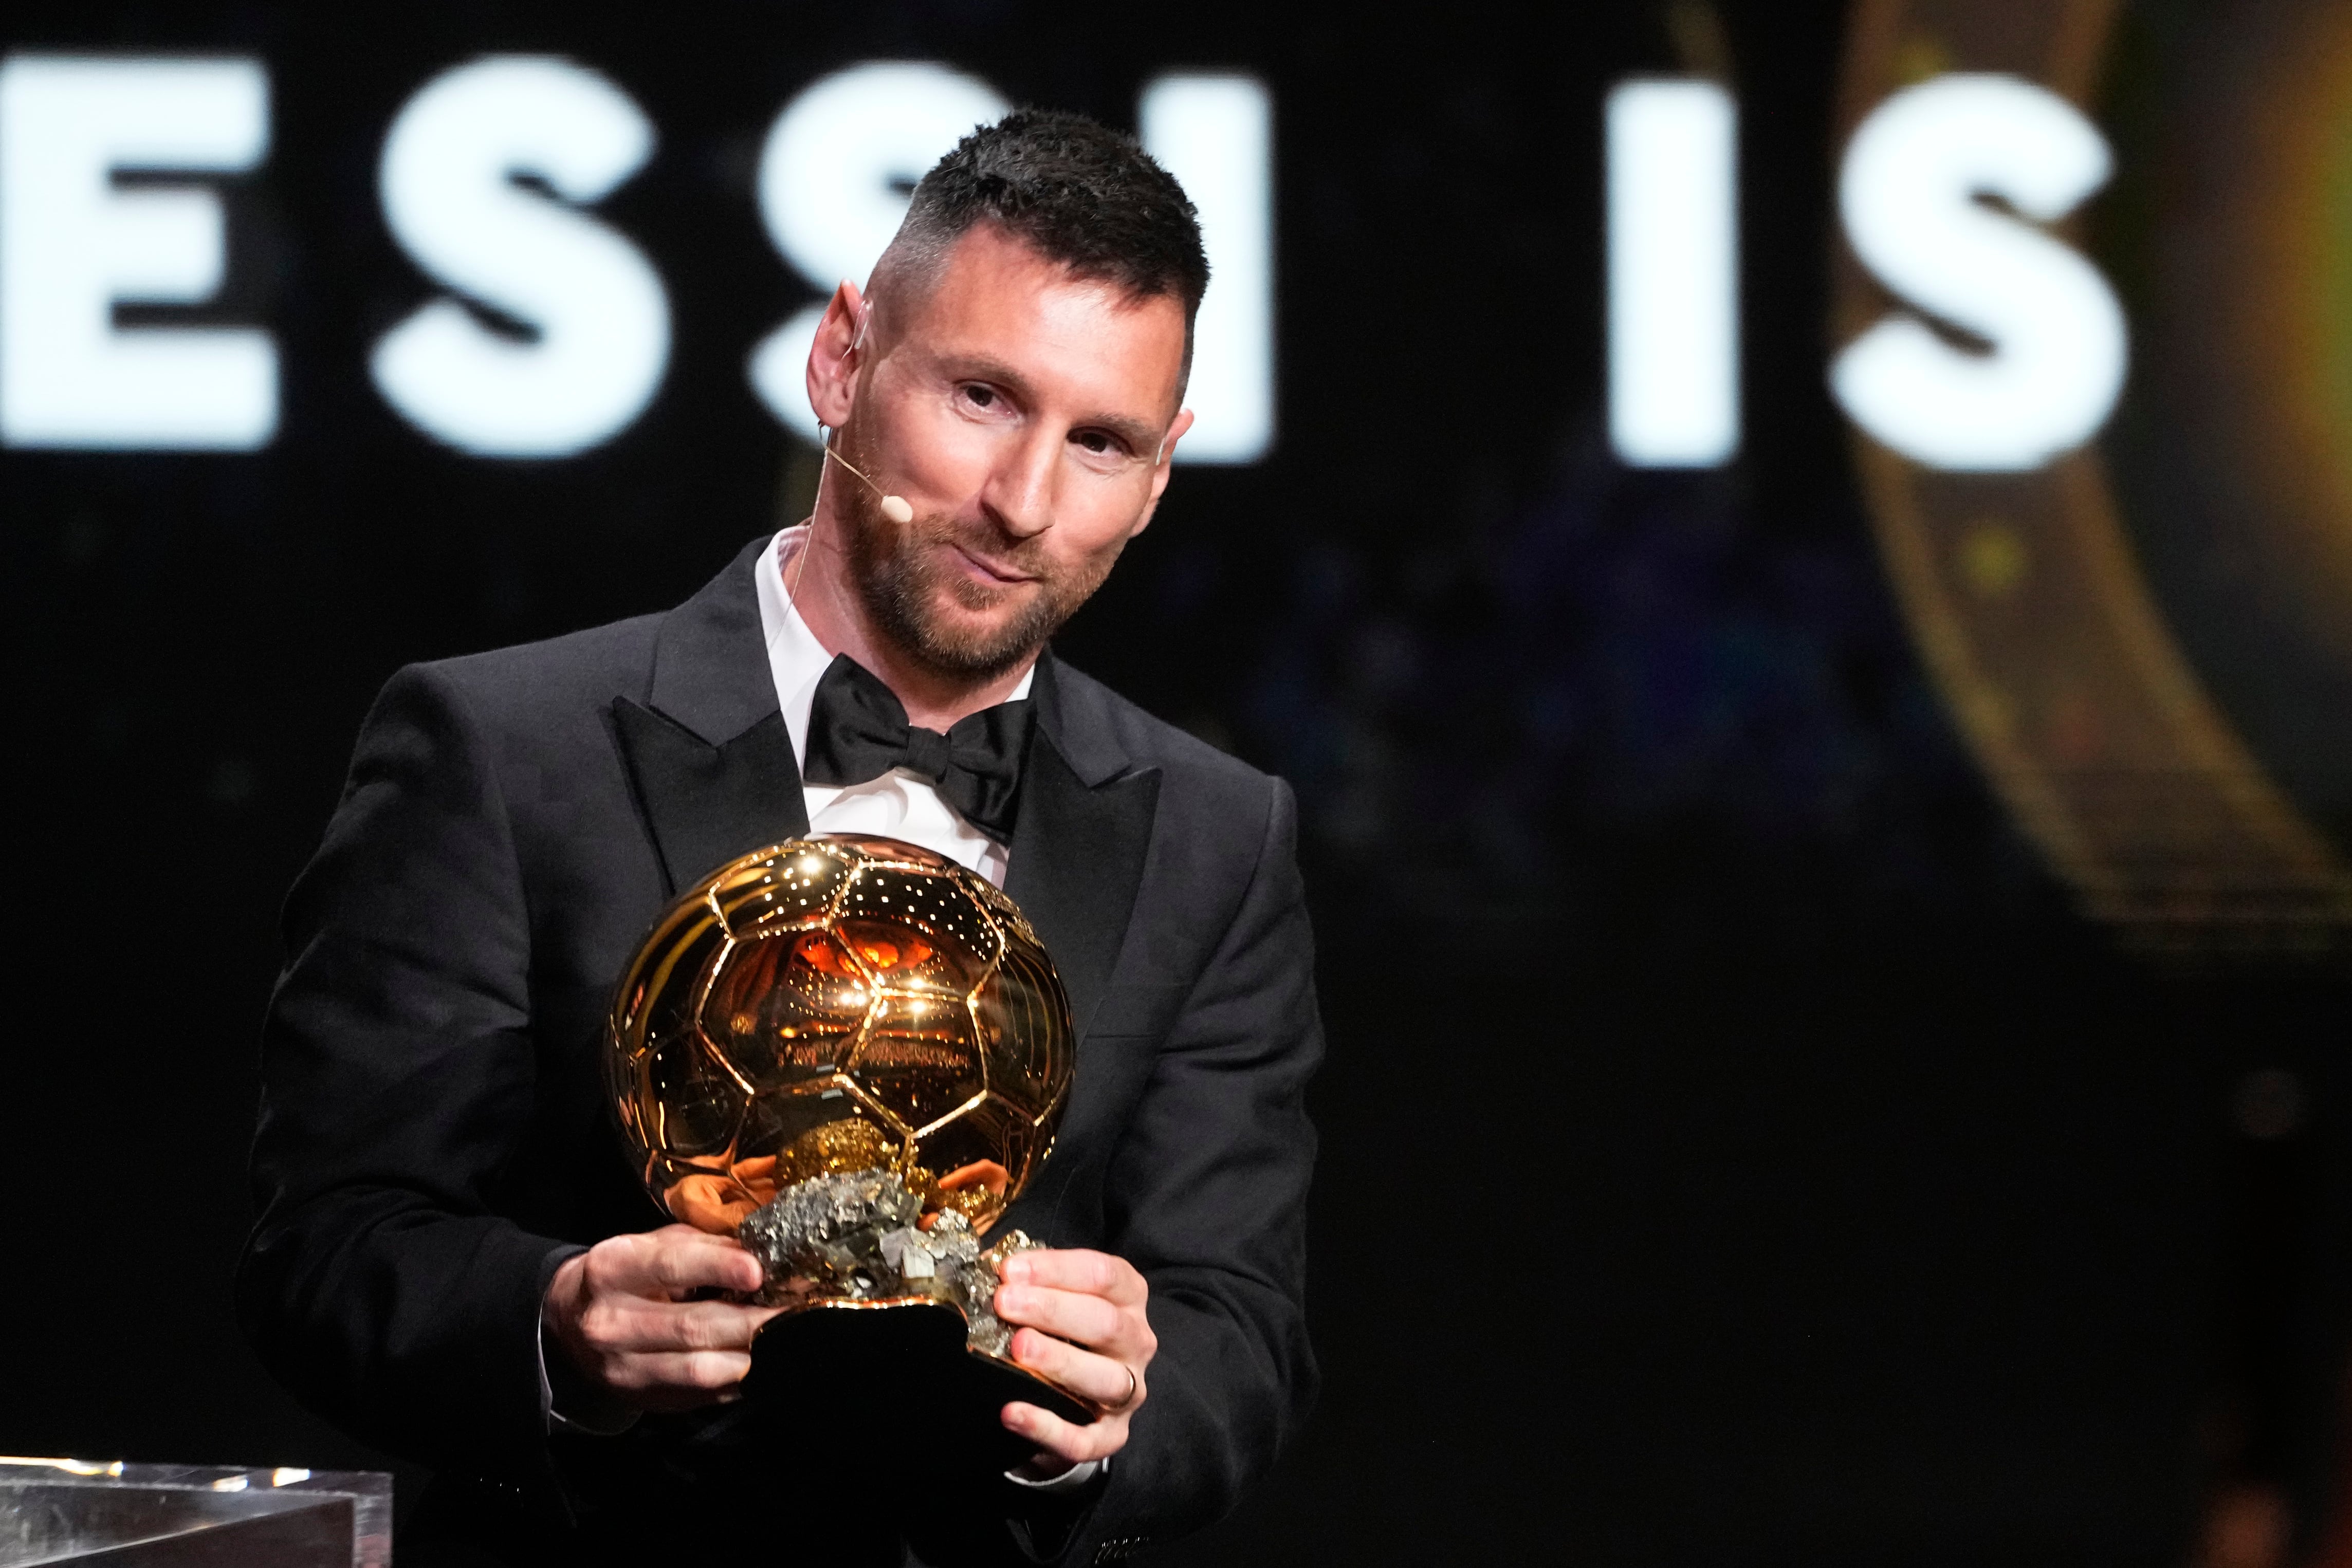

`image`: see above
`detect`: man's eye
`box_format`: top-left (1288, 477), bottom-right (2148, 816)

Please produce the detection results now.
top-left (962, 385), bottom-right (997, 409)
top-left (1075, 431), bottom-right (1119, 456)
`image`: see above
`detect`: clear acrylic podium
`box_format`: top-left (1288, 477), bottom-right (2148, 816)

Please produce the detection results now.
top-left (0, 1458), bottom-right (390, 1567)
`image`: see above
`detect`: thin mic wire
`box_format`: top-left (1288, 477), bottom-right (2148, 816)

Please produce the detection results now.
top-left (822, 440), bottom-right (895, 508)
top-left (789, 428), bottom-right (834, 607)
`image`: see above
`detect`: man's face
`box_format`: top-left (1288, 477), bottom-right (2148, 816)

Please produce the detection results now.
top-left (836, 224), bottom-right (1191, 681)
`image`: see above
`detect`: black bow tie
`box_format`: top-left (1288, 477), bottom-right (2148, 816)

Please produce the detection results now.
top-left (800, 655), bottom-right (1034, 844)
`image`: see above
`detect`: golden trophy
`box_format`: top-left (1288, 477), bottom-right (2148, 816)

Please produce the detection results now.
top-left (605, 834), bottom-right (1094, 1431)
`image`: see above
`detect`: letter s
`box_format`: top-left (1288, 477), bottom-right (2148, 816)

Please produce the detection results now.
top-left (1831, 74), bottom-right (2126, 472)
top-left (371, 56), bottom-right (669, 458)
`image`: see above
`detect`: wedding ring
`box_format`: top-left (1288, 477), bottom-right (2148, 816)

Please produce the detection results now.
top-left (1113, 1364), bottom-right (1140, 1411)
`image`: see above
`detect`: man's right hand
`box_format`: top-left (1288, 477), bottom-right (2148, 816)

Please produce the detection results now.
top-left (542, 1225), bottom-right (782, 1411)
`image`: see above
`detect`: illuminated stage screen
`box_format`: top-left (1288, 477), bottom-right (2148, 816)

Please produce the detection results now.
top-left (7, 4), bottom-right (2352, 1567)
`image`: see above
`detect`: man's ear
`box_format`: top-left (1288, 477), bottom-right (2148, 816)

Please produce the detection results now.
top-left (804, 281), bottom-right (868, 431)
top-left (1129, 407), bottom-right (1196, 539)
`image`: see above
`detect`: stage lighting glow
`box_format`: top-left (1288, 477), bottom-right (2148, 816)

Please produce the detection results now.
top-left (0, 56), bottom-right (274, 450)
top-left (1834, 9), bottom-right (2352, 949)
top-left (370, 56), bottom-right (670, 458)
top-left (1831, 74), bottom-right (2126, 472)
top-left (1606, 78), bottom-right (1738, 469)
top-left (747, 62), bottom-right (1008, 442)
top-left (1140, 74), bottom-right (1276, 464)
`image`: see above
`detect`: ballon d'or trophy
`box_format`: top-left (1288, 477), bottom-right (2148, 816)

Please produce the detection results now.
top-left (607, 835), bottom-right (1095, 1441)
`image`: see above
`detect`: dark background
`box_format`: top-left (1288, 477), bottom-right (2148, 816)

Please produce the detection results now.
top-left (2, 3), bottom-right (2339, 1564)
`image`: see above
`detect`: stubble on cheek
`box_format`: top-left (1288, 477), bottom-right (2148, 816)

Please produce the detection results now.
top-left (844, 497), bottom-right (1125, 681)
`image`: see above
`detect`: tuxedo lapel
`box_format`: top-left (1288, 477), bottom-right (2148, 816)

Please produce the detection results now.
top-left (1005, 653), bottom-right (1160, 1036)
top-left (610, 537), bottom-right (808, 894)
top-left (612, 703), bottom-right (807, 895)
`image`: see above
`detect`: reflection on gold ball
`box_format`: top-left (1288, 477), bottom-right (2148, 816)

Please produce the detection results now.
top-left (606, 834), bottom-right (1075, 1238)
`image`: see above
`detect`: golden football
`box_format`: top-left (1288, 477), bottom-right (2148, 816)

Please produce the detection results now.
top-left (605, 834), bottom-right (1075, 1241)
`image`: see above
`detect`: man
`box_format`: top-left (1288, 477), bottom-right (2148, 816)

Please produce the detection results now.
top-left (237, 109), bottom-right (1320, 1566)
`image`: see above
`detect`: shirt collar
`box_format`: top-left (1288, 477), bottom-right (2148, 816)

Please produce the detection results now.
top-left (752, 525), bottom-right (1037, 769)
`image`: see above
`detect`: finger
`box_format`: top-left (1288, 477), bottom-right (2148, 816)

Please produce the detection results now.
top-left (603, 1230), bottom-right (763, 1297)
top-left (605, 1349), bottom-right (753, 1396)
top-left (1008, 1329), bottom-right (1139, 1411)
top-left (607, 1354), bottom-right (752, 1401)
top-left (648, 1229), bottom-right (766, 1295)
top-left (587, 1231), bottom-right (700, 1296)
top-left (999, 1248), bottom-right (1144, 1305)
top-left (585, 1299), bottom-right (777, 1355)
top-left (1002, 1400), bottom-right (1124, 1466)
top-left (994, 1282), bottom-right (1123, 1350)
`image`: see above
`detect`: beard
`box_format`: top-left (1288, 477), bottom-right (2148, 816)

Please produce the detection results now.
top-left (834, 456), bottom-right (1121, 682)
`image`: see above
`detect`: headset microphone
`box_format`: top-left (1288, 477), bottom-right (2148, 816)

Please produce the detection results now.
top-left (820, 433), bottom-right (914, 524)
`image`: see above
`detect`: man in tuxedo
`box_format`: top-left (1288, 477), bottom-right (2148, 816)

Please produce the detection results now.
top-left (237, 109), bottom-right (1319, 1565)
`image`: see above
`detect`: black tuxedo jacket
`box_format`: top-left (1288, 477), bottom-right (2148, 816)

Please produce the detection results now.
top-left (237, 539), bottom-right (1321, 1565)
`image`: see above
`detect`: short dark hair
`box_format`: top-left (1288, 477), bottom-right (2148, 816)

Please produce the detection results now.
top-left (876, 108), bottom-right (1209, 379)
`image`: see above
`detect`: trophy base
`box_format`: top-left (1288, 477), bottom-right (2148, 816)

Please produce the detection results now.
top-left (731, 1166), bottom-right (1101, 1472)
top-left (745, 1302), bottom-right (1096, 1473)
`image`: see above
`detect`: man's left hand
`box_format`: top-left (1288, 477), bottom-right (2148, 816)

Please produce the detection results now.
top-left (993, 1247), bottom-right (1155, 1471)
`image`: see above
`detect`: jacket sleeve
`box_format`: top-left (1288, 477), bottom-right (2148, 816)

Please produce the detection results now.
top-left (1076, 778), bottom-right (1324, 1558)
top-left (236, 662), bottom-right (569, 1477)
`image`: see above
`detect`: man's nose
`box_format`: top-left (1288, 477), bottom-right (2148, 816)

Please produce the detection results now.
top-left (979, 430), bottom-right (1056, 539)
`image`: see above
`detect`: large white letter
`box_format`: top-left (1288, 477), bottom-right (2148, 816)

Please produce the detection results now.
top-left (372, 56), bottom-right (668, 458)
top-left (0, 56), bottom-right (274, 450)
top-left (1141, 75), bottom-right (1276, 464)
top-left (1831, 74), bottom-right (2126, 471)
top-left (1607, 78), bottom-right (1738, 468)
top-left (747, 62), bottom-right (1007, 441)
